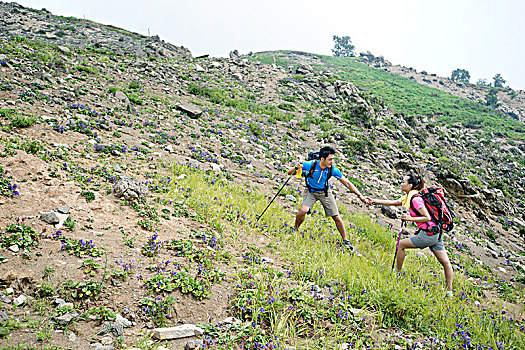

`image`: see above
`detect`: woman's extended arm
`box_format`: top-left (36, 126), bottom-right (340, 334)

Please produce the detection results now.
top-left (370, 198), bottom-right (402, 206)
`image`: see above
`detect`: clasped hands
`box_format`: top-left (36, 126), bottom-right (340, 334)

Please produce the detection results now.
top-left (359, 195), bottom-right (372, 205)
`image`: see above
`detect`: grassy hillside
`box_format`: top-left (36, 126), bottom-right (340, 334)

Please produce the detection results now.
top-left (252, 52), bottom-right (525, 140)
top-left (0, 4), bottom-right (524, 349)
top-left (168, 164), bottom-right (525, 349)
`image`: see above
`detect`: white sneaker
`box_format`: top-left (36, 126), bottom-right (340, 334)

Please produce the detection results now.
top-left (342, 240), bottom-right (354, 251)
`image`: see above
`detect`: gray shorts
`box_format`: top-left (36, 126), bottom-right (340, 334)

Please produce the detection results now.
top-left (301, 191), bottom-right (339, 217)
top-left (410, 229), bottom-right (445, 251)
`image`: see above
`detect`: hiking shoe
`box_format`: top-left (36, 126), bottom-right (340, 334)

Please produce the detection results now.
top-left (445, 291), bottom-right (454, 298)
top-left (342, 239), bottom-right (354, 251)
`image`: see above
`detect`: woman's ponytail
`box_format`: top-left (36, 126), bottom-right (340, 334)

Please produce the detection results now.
top-left (407, 173), bottom-right (425, 191)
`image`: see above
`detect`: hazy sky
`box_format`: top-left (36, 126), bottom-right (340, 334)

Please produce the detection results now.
top-left (15, 0), bottom-right (525, 90)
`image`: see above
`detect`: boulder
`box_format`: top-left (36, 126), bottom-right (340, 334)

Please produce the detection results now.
top-left (333, 133), bottom-right (347, 141)
top-left (60, 89), bottom-right (75, 101)
top-left (229, 50), bottom-right (240, 59)
top-left (194, 64), bottom-right (205, 73)
top-left (56, 206), bottom-right (70, 214)
top-left (13, 295), bottom-right (27, 306)
top-left (443, 178), bottom-right (463, 196)
top-left (325, 85), bottom-right (337, 99)
top-left (111, 323), bottom-right (124, 337)
top-left (349, 308), bottom-right (365, 316)
top-left (487, 242), bottom-right (500, 255)
top-left (210, 163), bottom-right (221, 173)
top-left (40, 212), bottom-right (60, 225)
top-left (222, 317), bottom-right (241, 325)
top-left (112, 175), bottom-right (148, 200)
top-left (381, 205), bottom-right (398, 219)
top-left (210, 62), bottom-right (222, 69)
top-left (295, 63), bottom-right (314, 75)
top-left (115, 90), bottom-right (129, 103)
top-left (475, 209), bottom-right (489, 222)
top-left (115, 314), bottom-right (132, 328)
top-left (57, 45), bottom-right (70, 55)
top-left (460, 179), bottom-right (478, 195)
top-left (177, 102), bottom-right (202, 119)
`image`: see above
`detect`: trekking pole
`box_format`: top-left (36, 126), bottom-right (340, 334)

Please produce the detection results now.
top-left (391, 220), bottom-right (406, 271)
top-left (256, 173), bottom-right (293, 222)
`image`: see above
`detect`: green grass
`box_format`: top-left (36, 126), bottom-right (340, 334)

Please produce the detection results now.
top-left (187, 83), bottom-right (292, 121)
top-left (74, 64), bottom-right (98, 75)
top-left (10, 115), bottom-right (37, 128)
top-left (251, 51), bottom-right (525, 141)
top-left (165, 163), bottom-right (525, 349)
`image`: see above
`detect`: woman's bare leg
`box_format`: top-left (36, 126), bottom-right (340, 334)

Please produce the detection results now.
top-left (432, 249), bottom-right (454, 291)
top-left (396, 238), bottom-right (417, 271)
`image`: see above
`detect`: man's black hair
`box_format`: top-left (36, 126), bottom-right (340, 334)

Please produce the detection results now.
top-left (319, 146), bottom-right (336, 160)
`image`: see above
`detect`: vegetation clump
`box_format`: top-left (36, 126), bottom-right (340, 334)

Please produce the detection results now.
top-left (0, 223), bottom-right (39, 250)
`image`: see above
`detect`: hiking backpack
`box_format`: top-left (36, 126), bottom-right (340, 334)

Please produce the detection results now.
top-left (410, 186), bottom-right (455, 240)
top-left (304, 151), bottom-right (332, 197)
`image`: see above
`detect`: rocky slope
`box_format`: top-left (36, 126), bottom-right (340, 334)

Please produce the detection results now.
top-left (0, 2), bottom-right (524, 349)
top-left (0, 2), bottom-right (191, 60)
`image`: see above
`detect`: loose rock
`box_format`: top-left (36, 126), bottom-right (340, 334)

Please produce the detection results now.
top-left (177, 102), bottom-right (202, 119)
top-left (152, 324), bottom-right (204, 340)
top-left (54, 312), bottom-right (79, 326)
top-left (40, 212), bottom-right (60, 225)
top-left (115, 314), bottom-right (132, 328)
top-left (56, 206), bottom-right (70, 214)
top-left (113, 175), bottom-right (148, 200)
top-left (13, 295), bottom-right (27, 306)
top-left (381, 205), bottom-right (398, 219)
top-left (185, 340), bottom-right (204, 350)
top-left (285, 195), bottom-right (297, 202)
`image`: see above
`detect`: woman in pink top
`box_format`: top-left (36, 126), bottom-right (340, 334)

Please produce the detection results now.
top-left (369, 174), bottom-right (454, 296)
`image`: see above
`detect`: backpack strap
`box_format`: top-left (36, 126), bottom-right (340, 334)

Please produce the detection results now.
top-left (304, 160), bottom-right (317, 193)
top-left (324, 165), bottom-right (333, 197)
top-left (409, 194), bottom-right (431, 232)
top-left (409, 194), bottom-right (422, 217)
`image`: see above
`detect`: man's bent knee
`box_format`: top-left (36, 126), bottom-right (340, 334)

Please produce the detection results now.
top-left (298, 206), bottom-right (310, 215)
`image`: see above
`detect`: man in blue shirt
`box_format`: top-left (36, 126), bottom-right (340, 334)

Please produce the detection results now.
top-left (287, 146), bottom-right (369, 249)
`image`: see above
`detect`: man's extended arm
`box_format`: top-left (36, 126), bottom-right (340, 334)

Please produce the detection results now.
top-left (338, 177), bottom-right (370, 204)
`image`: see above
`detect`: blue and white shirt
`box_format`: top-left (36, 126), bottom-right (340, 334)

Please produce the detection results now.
top-left (302, 160), bottom-right (342, 191)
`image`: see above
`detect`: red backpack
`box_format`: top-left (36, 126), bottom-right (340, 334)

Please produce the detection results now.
top-left (410, 187), bottom-right (455, 239)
